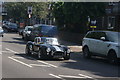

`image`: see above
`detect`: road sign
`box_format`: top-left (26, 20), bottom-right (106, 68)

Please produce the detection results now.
top-left (28, 6), bottom-right (32, 14)
top-left (91, 20), bottom-right (96, 25)
top-left (90, 26), bottom-right (96, 28)
top-left (90, 20), bottom-right (97, 29)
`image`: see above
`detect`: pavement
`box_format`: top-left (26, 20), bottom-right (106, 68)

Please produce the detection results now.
top-left (59, 40), bottom-right (82, 52)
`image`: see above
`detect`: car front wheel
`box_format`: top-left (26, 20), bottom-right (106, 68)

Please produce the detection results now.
top-left (37, 50), bottom-right (43, 59)
top-left (25, 46), bottom-right (31, 56)
top-left (83, 47), bottom-right (91, 59)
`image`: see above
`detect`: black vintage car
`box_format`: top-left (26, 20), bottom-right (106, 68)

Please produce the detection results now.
top-left (25, 37), bottom-right (70, 60)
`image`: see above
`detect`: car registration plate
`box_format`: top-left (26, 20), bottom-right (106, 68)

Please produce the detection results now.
top-left (54, 55), bottom-right (62, 58)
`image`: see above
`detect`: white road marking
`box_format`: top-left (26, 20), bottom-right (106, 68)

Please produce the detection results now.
top-left (8, 57), bottom-right (32, 68)
top-left (49, 74), bottom-right (65, 80)
top-left (2, 51), bottom-right (22, 54)
top-left (5, 48), bottom-right (18, 54)
top-left (2, 51), bottom-right (10, 53)
top-left (78, 74), bottom-right (93, 79)
top-left (37, 60), bottom-right (58, 68)
top-left (30, 64), bottom-right (51, 67)
top-left (11, 56), bottom-right (24, 59)
top-left (59, 75), bottom-right (86, 78)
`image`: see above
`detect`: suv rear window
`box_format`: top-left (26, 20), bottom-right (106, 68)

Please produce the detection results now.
top-left (85, 32), bottom-right (94, 38)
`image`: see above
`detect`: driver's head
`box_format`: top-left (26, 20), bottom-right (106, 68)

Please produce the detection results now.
top-left (38, 37), bottom-right (41, 43)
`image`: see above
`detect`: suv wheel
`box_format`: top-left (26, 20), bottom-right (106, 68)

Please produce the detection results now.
top-left (83, 47), bottom-right (91, 59)
top-left (107, 51), bottom-right (118, 64)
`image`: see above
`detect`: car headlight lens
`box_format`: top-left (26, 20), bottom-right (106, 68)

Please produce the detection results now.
top-left (27, 31), bottom-right (31, 34)
top-left (67, 49), bottom-right (70, 53)
top-left (46, 48), bottom-right (51, 52)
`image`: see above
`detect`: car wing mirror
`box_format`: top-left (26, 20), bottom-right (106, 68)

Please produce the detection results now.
top-left (100, 37), bottom-right (106, 41)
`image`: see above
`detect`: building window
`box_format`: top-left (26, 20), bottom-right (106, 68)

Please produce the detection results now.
top-left (108, 16), bottom-right (115, 29)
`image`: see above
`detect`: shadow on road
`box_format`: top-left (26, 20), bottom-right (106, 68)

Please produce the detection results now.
top-left (12, 37), bottom-right (24, 41)
top-left (2, 34), bottom-right (27, 45)
top-left (2, 41), bottom-right (26, 45)
top-left (15, 53), bottom-right (64, 61)
top-left (60, 51), bottom-right (120, 77)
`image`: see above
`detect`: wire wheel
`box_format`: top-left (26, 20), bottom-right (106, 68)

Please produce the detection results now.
top-left (38, 50), bottom-right (43, 59)
top-left (25, 46), bottom-right (31, 56)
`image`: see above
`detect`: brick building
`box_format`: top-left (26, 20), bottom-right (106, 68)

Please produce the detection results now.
top-left (104, 2), bottom-right (120, 31)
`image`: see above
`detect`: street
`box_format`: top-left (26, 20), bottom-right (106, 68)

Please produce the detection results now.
top-left (1, 33), bottom-right (120, 80)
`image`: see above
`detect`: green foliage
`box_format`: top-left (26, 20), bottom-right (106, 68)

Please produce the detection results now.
top-left (4, 2), bottom-right (106, 33)
top-left (4, 2), bottom-right (49, 22)
top-left (52, 2), bottom-right (106, 33)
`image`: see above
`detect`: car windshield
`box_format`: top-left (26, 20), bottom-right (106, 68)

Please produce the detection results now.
top-left (41, 26), bottom-right (58, 35)
top-left (28, 28), bottom-right (33, 31)
top-left (41, 26), bottom-right (53, 32)
top-left (107, 32), bottom-right (120, 42)
top-left (9, 23), bottom-right (17, 28)
top-left (41, 38), bottom-right (59, 45)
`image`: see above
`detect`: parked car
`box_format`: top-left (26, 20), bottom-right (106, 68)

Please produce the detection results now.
top-left (82, 31), bottom-right (120, 63)
top-left (25, 37), bottom-right (70, 60)
top-left (29, 24), bottom-right (58, 41)
top-left (0, 27), bottom-right (4, 37)
top-left (3, 22), bottom-right (18, 32)
top-left (22, 26), bottom-right (33, 40)
top-left (2, 21), bottom-right (9, 26)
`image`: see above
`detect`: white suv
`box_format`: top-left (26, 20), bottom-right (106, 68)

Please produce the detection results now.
top-left (82, 31), bottom-right (120, 63)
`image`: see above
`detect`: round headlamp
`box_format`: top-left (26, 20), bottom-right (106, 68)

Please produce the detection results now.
top-left (67, 49), bottom-right (70, 53)
top-left (46, 48), bottom-right (51, 52)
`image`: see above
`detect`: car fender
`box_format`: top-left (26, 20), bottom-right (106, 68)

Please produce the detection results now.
top-left (107, 44), bottom-right (119, 58)
top-left (82, 38), bottom-right (90, 49)
top-left (26, 41), bottom-right (33, 49)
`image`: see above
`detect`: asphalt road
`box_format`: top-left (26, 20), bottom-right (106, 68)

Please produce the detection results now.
top-left (1, 33), bottom-right (120, 80)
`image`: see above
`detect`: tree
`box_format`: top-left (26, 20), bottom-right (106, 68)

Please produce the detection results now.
top-left (52, 2), bottom-right (106, 33)
top-left (3, 2), bottom-right (49, 24)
